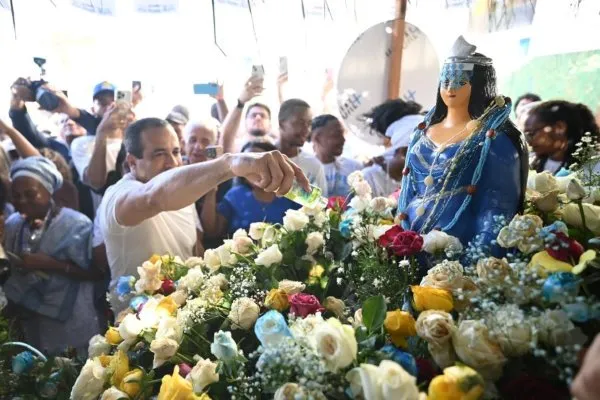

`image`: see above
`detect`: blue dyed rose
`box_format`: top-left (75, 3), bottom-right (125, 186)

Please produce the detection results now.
top-left (129, 294), bottom-right (150, 312)
top-left (380, 344), bottom-right (418, 377)
top-left (116, 276), bottom-right (136, 298)
top-left (540, 221), bottom-right (569, 239)
top-left (339, 219), bottom-right (353, 238)
top-left (12, 351), bottom-right (34, 374)
top-left (542, 272), bottom-right (581, 303)
top-left (254, 310), bottom-right (292, 347)
top-left (210, 330), bottom-right (238, 361)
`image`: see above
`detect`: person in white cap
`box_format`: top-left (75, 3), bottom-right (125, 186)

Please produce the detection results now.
top-left (361, 100), bottom-right (423, 197)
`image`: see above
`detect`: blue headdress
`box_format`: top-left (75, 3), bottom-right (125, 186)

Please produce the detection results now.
top-left (439, 36), bottom-right (492, 90)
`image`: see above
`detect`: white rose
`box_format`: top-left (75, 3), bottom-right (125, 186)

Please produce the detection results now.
top-left (228, 297), bottom-right (260, 330)
top-left (169, 289), bottom-right (188, 307)
top-left (232, 235), bottom-right (254, 255)
top-left (347, 170), bottom-right (365, 187)
top-left (538, 309), bottom-right (582, 347)
top-left (178, 268), bottom-right (205, 292)
top-left (300, 202), bottom-right (327, 216)
top-left (379, 360), bottom-right (420, 400)
top-left (371, 225), bottom-right (392, 240)
top-left (369, 197), bottom-right (389, 213)
top-left (134, 261), bottom-right (162, 294)
top-left (290, 313), bottom-right (327, 349)
top-left (274, 383), bottom-right (304, 400)
top-left (323, 296), bottom-right (345, 318)
top-left (567, 179), bottom-right (587, 200)
top-left (186, 357), bottom-right (219, 393)
top-left (452, 320), bottom-right (507, 380)
top-left (278, 280), bottom-right (306, 295)
top-left (249, 222), bottom-right (269, 240)
top-left (203, 249), bottom-right (221, 272)
top-left (150, 337), bottom-right (179, 368)
top-left (261, 225), bottom-right (280, 247)
top-left (283, 209), bottom-right (310, 231)
top-left (349, 194), bottom-right (371, 212)
top-left (529, 189), bottom-right (560, 213)
top-left (416, 310), bottom-right (457, 368)
top-left (232, 228), bottom-right (248, 239)
top-left (255, 244), bottom-right (283, 267)
top-left (420, 260), bottom-right (464, 291)
top-left (155, 316), bottom-right (183, 342)
top-left (207, 273), bottom-right (229, 290)
top-left (527, 170), bottom-right (558, 194)
top-left (305, 231), bottom-right (325, 255)
top-left (422, 230), bottom-right (450, 254)
top-left (185, 257), bottom-right (205, 268)
top-left (118, 314), bottom-right (143, 342)
top-left (88, 334), bottom-right (112, 358)
top-left (555, 173), bottom-right (578, 193)
top-left (217, 242), bottom-right (237, 266)
top-left (313, 211), bottom-right (328, 228)
top-left (100, 387), bottom-right (130, 400)
top-left (70, 358), bottom-right (107, 400)
top-left (314, 318), bottom-right (357, 371)
top-left (354, 180), bottom-right (372, 197)
top-left (346, 364), bottom-right (381, 400)
top-left (489, 305), bottom-right (533, 357)
top-left (561, 203), bottom-right (600, 235)
top-left (352, 308), bottom-right (364, 328)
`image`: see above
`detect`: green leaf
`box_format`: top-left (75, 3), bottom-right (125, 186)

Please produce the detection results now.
top-left (362, 295), bottom-right (386, 334)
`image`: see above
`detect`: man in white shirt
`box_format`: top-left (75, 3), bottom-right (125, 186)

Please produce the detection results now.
top-left (276, 99), bottom-right (328, 195)
top-left (98, 117), bottom-right (308, 312)
top-left (310, 114), bottom-right (362, 198)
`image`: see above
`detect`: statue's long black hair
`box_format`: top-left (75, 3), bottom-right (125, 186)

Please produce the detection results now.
top-left (430, 54), bottom-right (529, 211)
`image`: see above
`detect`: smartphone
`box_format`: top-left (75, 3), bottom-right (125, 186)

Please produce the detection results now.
top-left (204, 145), bottom-right (223, 159)
top-left (193, 83), bottom-right (219, 96)
top-left (279, 56), bottom-right (288, 76)
top-left (116, 90), bottom-right (132, 103)
top-left (252, 64), bottom-right (265, 79)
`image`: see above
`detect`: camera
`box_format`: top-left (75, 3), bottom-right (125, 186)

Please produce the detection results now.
top-left (29, 57), bottom-right (60, 111)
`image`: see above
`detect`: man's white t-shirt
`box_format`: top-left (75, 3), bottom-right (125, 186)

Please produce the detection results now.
top-left (290, 150), bottom-right (328, 197)
top-left (71, 136), bottom-right (124, 211)
top-left (322, 157), bottom-right (363, 198)
top-left (362, 164), bottom-right (401, 198)
top-left (98, 174), bottom-right (199, 312)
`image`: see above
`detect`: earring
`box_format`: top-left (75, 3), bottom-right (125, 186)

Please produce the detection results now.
top-left (543, 126), bottom-right (552, 133)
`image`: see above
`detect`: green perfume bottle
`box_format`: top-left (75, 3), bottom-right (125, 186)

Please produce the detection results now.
top-left (284, 182), bottom-right (326, 207)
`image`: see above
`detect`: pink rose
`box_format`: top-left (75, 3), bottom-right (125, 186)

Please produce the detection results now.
top-left (289, 293), bottom-right (325, 318)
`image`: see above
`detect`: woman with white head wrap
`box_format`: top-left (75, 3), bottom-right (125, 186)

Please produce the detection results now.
top-left (3, 156), bottom-right (101, 355)
top-left (361, 100), bottom-right (423, 197)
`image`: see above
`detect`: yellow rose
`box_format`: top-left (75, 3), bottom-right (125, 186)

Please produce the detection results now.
top-left (109, 350), bottom-right (130, 387)
top-left (265, 288), bottom-right (290, 312)
top-left (411, 286), bottom-right (454, 312)
top-left (120, 368), bottom-right (143, 397)
top-left (428, 365), bottom-right (484, 400)
top-left (150, 254), bottom-right (162, 264)
top-left (528, 251), bottom-right (573, 275)
top-left (158, 366), bottom-right (203, 400)
top-left (323, 296), bottom-right (345, 318)
top-left (105, 326), bottom-right (123, 345)
top-left (157, 296), bottom-right (179, 317)
top-left (452, 320), bottom-right (507, 380)
top-left (384, 309), bottom-right (416, 339)
top-left (308, 264), bottom-right (325, 285)
top-left (98, 354), bottom-right (112, 368)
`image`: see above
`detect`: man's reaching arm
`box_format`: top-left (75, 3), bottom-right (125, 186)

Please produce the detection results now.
top-left (220, 76), bottom-right (263, 153)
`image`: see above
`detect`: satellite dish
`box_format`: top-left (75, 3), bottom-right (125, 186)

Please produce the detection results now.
top-left (336, 21), bottom-right (440, 145)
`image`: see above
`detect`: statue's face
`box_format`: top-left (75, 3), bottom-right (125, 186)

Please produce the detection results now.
top-left (440, 82), bottom-right (471, 109)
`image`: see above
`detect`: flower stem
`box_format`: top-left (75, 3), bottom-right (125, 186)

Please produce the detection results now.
top-left (577, 200), bottom-right (591, 234)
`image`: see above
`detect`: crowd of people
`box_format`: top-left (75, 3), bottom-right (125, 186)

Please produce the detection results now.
top-left (0, 72), bottom-right (599, 372)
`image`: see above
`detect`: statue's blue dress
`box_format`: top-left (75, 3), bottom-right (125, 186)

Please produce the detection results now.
top-left (398, 101), bottom-right (523, 249)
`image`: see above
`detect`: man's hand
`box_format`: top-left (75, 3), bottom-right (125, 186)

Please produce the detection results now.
top-left (229, 151), bottom-right (309, 196)
top-left (211, 82), bottom-right (225, 101)
top-left (10, 78), bottom-right (34, 110)
top-left (571, 334), bottom-right (600, 400)
top-left (239, 76), bottom-right (264, 104)
top-left (20, 253), bottom-right (56, 271)
top-left (97, 103), bottom-right (135, 138)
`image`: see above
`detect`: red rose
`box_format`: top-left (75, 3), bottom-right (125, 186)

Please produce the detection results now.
top-left (289, 293), bottom-right (325, 318)
top-left (546, 232), bottom-right (584, 262)
top-left (389, 231), bottom-right (423, 256)
top-left (327, 196), bottom-right (348, 211)
top-left (178, 363), bottom-right (192, 377)
top-left (160, 279), bottom-right (176, 295)
top-left (378, 225), bottom-right (404, 248)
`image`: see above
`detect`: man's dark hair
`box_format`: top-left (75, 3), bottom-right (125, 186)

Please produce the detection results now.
top-left (309, 114), bottom-right (339, 142)
top-left (245, 102), bottom-right (272, 119)
top-left (514, 93), bottom-right (542, 112)
top-left (125, 118), bottom-right (170, 158)
top-left (278, 98), bottom-right (310, 124)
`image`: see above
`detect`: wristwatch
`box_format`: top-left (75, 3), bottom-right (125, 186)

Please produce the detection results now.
top-left (236, 99), bottom-right (245, 109)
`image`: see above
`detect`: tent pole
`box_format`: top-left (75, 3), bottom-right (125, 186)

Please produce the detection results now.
top-left (387, 0), bottom-right (407, 100)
